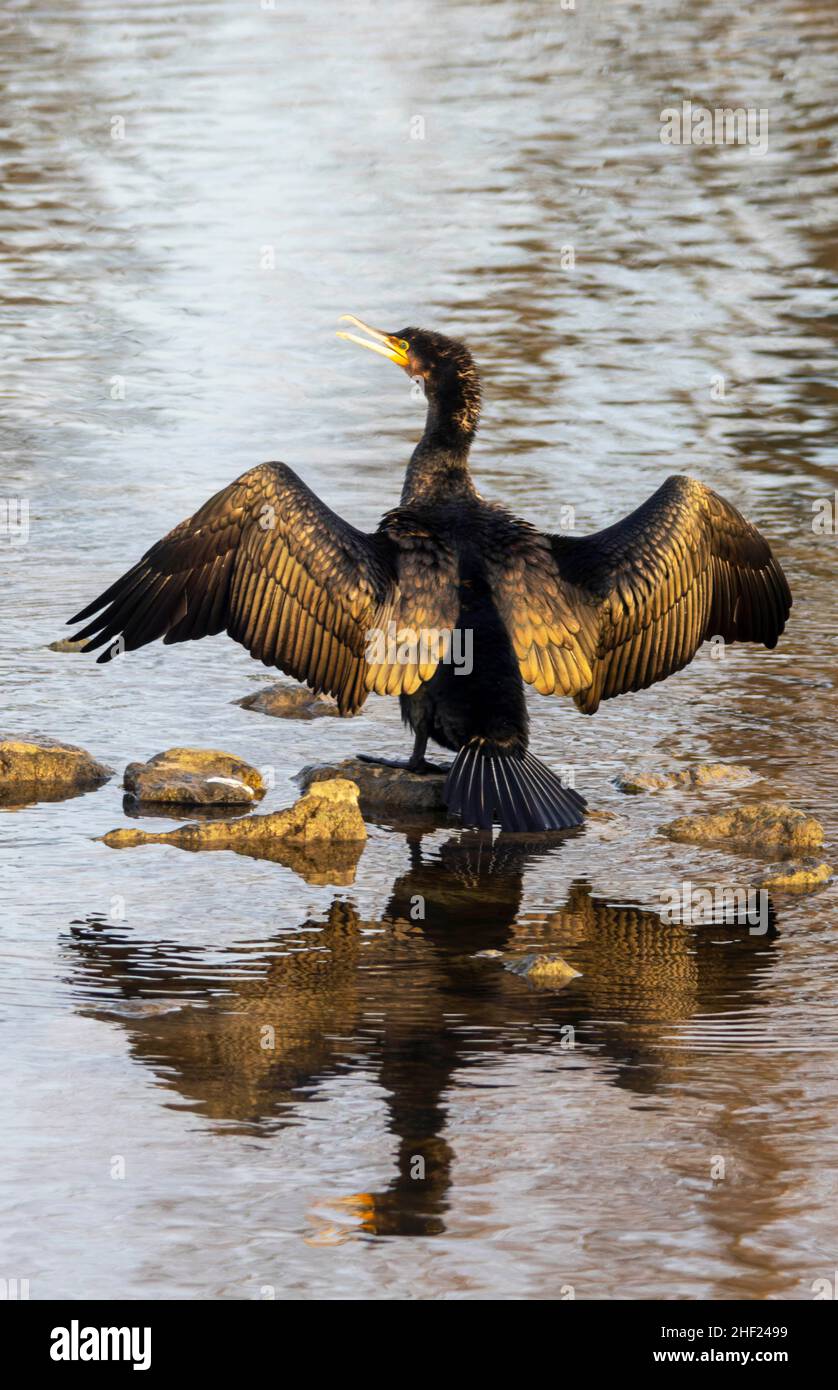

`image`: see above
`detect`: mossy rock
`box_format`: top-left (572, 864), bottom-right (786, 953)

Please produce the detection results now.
top-left (757, 859), bottom-right (833, 893)
top-left (101, 779), bottom-right (367, 884)
top-left (662, 801), bottom-right (824, 854)
top-left (617, 764), bottom-right (753, 794)
top-left (503, 953), bottom-right (581, 989)
top-left (0, 735), bottom-right (112, 805)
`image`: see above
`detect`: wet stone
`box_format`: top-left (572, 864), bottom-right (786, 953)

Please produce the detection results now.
top-left (296, 757), bottom-right (447, 813)
top-left (617, 764), bottom-right (753, 794)
top-left (100, 778), bottom-right (367, 885)
top-left (662, 801), bottom-right (824, 855)
top-left (123, 747), bottom-right (266, 805)
top-left (756, 859), bottom-right (833, 893)
top-left (46, 637), bottom-right (89, 653)
top-left (235, 681), bottom-right (347, 720)
top-left (0, 734), bottom-right (112, 805)
top-left (503, 953), bottom-right (581, 989)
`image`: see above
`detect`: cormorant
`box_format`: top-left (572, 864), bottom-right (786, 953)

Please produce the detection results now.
top-left (69, 316), bottom-right (792, 833)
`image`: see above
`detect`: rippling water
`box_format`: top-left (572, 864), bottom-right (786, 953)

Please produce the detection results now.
top-left (2, 0), bottom-right (837, 1299)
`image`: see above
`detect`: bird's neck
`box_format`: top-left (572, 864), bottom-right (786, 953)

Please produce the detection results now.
top-left (400, 398), bottom-right (477, 507)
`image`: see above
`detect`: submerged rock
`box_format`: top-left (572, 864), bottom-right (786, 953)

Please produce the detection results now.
top-left (297, 757), bottom-right (447, 814)
top-left (0, 734), bottom-right (112, 805)
top-left (90, 999), bottom-right (186, 1020)
top-left (662, 801), bottom-right (824, 854)
top-left (100, 778), bottom-right (367, 884)
top-left (235, 681), bottom-right (347, 720)
top-left (123, 747), bottom-right (266, 805)
top-left (584, 808), bottom-right (630, 841)
top-left (46, 637), bottom-right (88, 653)
top-left (756, 859), bottom-right (833, 893)
top-left (503, 953), bottom-right (581, 989)
top-left (617, 764), bottom-right (753, 794)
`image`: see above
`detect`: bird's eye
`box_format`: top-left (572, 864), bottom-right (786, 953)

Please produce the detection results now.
top-left (397, 339), bottom-right (409, 352)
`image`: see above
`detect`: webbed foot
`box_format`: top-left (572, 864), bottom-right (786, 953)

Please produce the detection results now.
top-left (409, 758), bottom-right (452, 776)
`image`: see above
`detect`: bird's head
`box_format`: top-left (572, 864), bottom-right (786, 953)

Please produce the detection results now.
top-left (337, 316), bottom-right (481, 442)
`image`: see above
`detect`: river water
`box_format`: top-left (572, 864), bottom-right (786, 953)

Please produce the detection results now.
top-left (1, 0), bottom-right (837, 1299)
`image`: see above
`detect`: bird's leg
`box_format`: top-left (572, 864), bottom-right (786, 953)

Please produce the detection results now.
top-left (406, 729), bottom-right (451, 775)
top-left (357, 730), bottom-right (451, 776)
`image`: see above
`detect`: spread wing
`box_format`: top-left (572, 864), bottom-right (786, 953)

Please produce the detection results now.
top-left (489, 475), bottom-right (792, 714)
top-left (69, 462), bottom-right (458, 714)
top-left (484, 511), bottom-right (599, 698)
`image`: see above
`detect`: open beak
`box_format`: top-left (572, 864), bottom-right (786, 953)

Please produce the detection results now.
top-left (336, 315), bottom-right (410, 368)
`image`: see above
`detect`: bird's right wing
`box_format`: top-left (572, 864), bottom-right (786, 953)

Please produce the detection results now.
top-left (69, 462), bottom-right (457, 714)
top-left (482, 510), bottom-right (599, 699)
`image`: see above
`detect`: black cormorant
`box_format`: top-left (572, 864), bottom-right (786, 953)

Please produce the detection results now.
top-left (69, 316), bottom-right (792, 833)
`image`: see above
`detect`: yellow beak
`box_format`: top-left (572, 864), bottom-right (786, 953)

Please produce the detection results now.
top-left (336, 315), bottom-right (410, 368)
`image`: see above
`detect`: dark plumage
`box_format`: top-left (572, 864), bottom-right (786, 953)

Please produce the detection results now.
top-left (69, 317), bottom-right (792, 833)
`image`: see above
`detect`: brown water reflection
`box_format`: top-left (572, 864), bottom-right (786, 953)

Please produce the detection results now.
top-left (66, 834), bottom-right (781, 1247)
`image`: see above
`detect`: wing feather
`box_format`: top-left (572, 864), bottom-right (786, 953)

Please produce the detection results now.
top-left (69, 461), bottom-right (460, 714)
top-left (484, 512), bottom-right (597, 699)
top-left (547, 475), bottom-right (792, 713)
top-left (484, 476), bottom-right (790, 713)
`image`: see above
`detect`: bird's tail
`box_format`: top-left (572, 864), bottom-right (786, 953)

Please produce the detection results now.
top-left (443, 740), bottom-right (586, 833)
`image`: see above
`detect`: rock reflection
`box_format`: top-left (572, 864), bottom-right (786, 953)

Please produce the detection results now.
top-left (64, 832), bottom-right (779, 1238)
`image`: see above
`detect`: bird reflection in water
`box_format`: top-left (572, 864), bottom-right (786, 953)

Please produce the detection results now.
top-left (64, 833), bottom-right (778, 1240)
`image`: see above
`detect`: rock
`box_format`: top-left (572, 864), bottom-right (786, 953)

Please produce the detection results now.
top-left (0, 735), bottom-right (112, 805)
top-left (100, 778), bottom-right (367, 884)
top-left (584, 809), bottom-right (630, 840)
top-left (235, 681), bottom-right (347, 720)
top-left (617, 764), bottom-right (753, 794)
top-left (662, 801), bottom-right (824, 854)
top-left (91, 1000), bottom-right (186, 1019)
top-left (123, 748), bottom-right (266, 805)
top-left (106, 777), bottom-right (364, 846)
top-left (756, 859), bottom-right (833, 893)
top-left (296, 757), bottom-right (447, 814)
top-left (503, 953), bottom-right (580, 989)
top-left (46, 637), bottom-right (88, 653)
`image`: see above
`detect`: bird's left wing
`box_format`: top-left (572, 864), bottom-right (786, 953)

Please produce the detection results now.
top-left (552, 475), bottom-right (792, 712)
top-left (69, 462), bottom-right (456, 713)
top-left (489, 474), bottom-right (791, 715)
